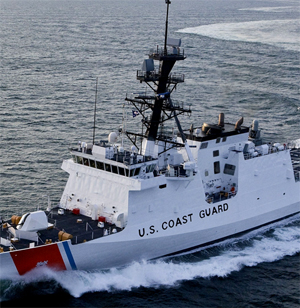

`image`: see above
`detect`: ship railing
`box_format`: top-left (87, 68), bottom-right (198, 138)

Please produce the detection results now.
top-left (169, 73), bottom-right (185, 83)
top-left (136, 70), bottom-right (184, 84)
top-left (165, 165), bottom-right (187, 178)
top-left (243, 153), bottom-right (255, 160)
top-left (71, 226), bottom-right (120, 245)
top-left (37, 235), bottom-right (45, 245)
top-left (9, 242), bottom-right (17, 251)
top-left (136, 70), bottom-right (160, 81)
top-left (73, 232), bottom-right (94, 244)
top-left (71, 147), bottom-right (155, 167)
top-left (294, 170), bottom-right (300, 182)
top-left (149, 46), bottom-right (185, 58)
top-left (165, 168), bottom-right (178, 177)
top-left (205, 191), bottom-right (235, 204)
top-left (244, 144), bottom-right (289, 160)
top-left (48, 216), bottom-right (57, 227)
top-left (86, 222), bottom-right (93, 232)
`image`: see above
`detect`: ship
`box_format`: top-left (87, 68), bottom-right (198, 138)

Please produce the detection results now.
top-left (1, 1), bottom-right (299, 276)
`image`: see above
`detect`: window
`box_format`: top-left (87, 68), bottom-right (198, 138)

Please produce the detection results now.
top-left (216, 138), bottom-right (221, 144)
top-left (222, 137), bottom-right (227, 142)
top-left (214, 161), bottom-right (220, 174)
top-left (76, 156), bottom-right (83, 164)
top-left (130, 169), bottom-right (135, 177)
top-left (119, 167), bottom-right (125, 176)
top-left (224, 164), bottom-right (236, 175)
top-left (111, 165), bottom-right (118, 174)
top-left (105, 164), bottom-right (111, 172)
top-left (96, 161), bottom-right (104, 170)
top-left (90, 160), bottom-right (95, 168)
top-left (200, 142), bottom-right (208, 149)
top-left (213, 150), bottom-right (219, 157)
top-left (146, 165), bottom-right (155, 173)
top-left (205, 170), bottom-right (209, 177)
top-left (83, 158), bottom-right (89, 166)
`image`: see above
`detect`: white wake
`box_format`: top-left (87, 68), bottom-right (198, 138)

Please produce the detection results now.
top-left (177, 19), bottom-right (300, 52)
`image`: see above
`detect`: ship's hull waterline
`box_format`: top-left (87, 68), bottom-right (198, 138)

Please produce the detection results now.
top-left (1, 183), bottom-right (299, 276)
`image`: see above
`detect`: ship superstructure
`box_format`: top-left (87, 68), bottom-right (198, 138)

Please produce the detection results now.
top-left (1, 1), bottom-right (299, 276)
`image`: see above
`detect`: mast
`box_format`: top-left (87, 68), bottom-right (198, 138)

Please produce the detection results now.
top-left (125, 0), bottom-right (188, 156)
top-left (92, 77), bottom-right (98, 145)
top-left (145, 1), bottom-right (185, 154)
top-left (164, 0), bottom-right (170, 56)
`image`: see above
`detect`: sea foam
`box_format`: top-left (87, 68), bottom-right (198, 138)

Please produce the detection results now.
top-left (177, 19), bottom-right (300, 52)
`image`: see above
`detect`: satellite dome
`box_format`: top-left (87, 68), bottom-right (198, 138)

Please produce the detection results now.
top-left (108, 132), bottom-right (118, 143)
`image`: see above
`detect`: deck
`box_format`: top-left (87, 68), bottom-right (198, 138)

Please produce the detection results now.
top-left (0, 207), bottom-right (122, 253)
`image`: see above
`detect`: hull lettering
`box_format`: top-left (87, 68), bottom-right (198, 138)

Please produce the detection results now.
top-left (199, 203), bottom-right (229, 219)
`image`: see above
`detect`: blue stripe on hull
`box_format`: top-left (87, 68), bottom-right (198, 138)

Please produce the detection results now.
top-left (62, 241), bottom-right (77, 270)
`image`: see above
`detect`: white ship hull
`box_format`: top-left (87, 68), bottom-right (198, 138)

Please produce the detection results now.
top-left (1, 142), bottom-right (299, 276)
top-left (1, 200), bottom-right (299, 277)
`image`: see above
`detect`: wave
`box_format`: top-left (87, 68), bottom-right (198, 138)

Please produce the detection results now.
top-left (293, 138), bottom-right (300, 148)
top-left (177, 19), bottom-right (300, 52)
top-left (239, 6), bottom-right (295, 13)
top-left (1, 214), bottom-right (299, 300)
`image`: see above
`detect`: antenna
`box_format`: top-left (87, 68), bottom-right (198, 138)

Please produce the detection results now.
top-left (164, 0), bottom-right (171, 56)
top-left (121, 103), bottom-right (126, 147)
top-left (93, 77), bottom-right (98, 145)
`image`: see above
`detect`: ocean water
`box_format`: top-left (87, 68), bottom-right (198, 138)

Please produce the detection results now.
top-left (0, 0), bottom-right (299, 307)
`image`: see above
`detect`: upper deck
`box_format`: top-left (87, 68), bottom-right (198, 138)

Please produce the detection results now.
top-left (69, 142), bottom-right (158, 179)
top-left (184, 122), bottom-right (249, 143)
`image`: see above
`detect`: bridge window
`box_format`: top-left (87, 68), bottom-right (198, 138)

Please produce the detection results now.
top-left (119, 167), bottom-right (125, 176)
top-left (111, 165), bottom-right (118, 174)
top-left (146, 165), bottom-right (155, 173)
top-left (96, 161), bottom-right (104, 170)
top-left (76, 156), bottom-right (83, 164)
top-left (90, 160), bottom-right (95, 168)
top-left (105, 164), bottom-right (111, 172)
top-left (130, 169), bottom-right (135, 177)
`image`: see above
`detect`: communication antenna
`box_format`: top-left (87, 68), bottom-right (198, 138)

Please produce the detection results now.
top-left (164, 0), bottom-right (171, 56)
top-left (93, 77), bottom-right (98, 145)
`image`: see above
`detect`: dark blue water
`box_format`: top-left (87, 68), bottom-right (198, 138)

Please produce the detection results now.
top-left (1, 0), bottom-right (299, 306)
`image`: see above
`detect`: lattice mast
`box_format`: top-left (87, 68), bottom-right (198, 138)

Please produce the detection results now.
top-left (125, 0), bottom-right (191, 157)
